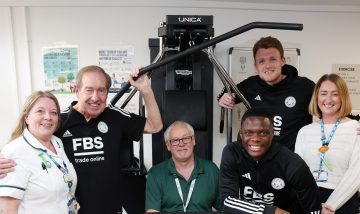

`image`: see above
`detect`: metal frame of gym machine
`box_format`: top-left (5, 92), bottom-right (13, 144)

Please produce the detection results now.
top-left (111, 19), bottom-right (303, 175)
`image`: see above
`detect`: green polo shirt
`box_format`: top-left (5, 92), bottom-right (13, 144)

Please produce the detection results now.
top-left (145, 156), bottom-right (221, 212)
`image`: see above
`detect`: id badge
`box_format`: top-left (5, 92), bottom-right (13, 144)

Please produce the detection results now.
top-left (63, 173), bottom-right (73, 183)
top-left (312, 170), bottom-right (328, 182)
top-left (68, 195), bottom-right (80, 214)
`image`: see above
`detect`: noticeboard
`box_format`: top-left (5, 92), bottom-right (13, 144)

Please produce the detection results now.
top-left (332, 64), bottom-right (360, 111)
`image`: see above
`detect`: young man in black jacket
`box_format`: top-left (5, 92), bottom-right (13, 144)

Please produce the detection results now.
top-left (220, 108), bottom-right (321, 214)
top-left (218, 36), bottom-right (314, 151)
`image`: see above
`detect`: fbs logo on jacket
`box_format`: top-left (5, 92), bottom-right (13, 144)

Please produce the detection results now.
top-left (72, 137), bottom-right (105, 164)
top-left (243, 186), bottom-right (274, 205)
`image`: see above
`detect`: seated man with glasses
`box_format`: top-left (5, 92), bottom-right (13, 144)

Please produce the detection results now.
top-left (145, 121), bottom-right (221, 213)
top-left (220, 108), bottom-right (322, 214)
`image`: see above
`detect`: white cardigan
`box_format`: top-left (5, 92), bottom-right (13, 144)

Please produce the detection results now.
top-left (295, 119), bottom-right (360, 210)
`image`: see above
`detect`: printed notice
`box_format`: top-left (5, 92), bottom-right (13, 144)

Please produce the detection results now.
top-left (43, 45), bottom-right (79, 93)
top-left (97, 46), bottom-right (138, 114)
top-left (332, 64), bottom-right (360, 110)
top-left (98, 46), bottom-right (134, 93)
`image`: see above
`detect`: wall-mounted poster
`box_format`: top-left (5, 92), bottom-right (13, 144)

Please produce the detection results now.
top-left (97, 46), bottom-right (138, 114)
top-left (98, 46), bottom-right (134, 93)
top-left (43, 44), bottom-right (79, 94)
top-left (332, 64), bottom-right (360, 110)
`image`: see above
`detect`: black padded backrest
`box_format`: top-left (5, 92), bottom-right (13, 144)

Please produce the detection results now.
top-left (193, 130), bottom-right (209, 158)
top-left (163, 90), bottom-right (207, 130)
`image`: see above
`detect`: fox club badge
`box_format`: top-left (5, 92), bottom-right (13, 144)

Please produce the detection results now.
top-left (98, 121), bottom-right (108, 133)
top-left (271, 178), bottom-right (285, 190)
top-left (284, 96), bottom-right (296, 108)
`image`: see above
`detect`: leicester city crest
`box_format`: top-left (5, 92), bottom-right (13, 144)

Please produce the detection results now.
top-left (98, 121), bottom-right (108, 133)
top-left (271, 178), bottom-right (285, 190)
top-left (284, 96), bottom-right (296, 108)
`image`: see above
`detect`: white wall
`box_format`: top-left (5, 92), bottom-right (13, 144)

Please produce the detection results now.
top-left (1, 1), bottom-right (360, 169)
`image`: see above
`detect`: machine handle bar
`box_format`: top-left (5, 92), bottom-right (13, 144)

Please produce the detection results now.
top-left (110, 21), bottom-right (303, 105)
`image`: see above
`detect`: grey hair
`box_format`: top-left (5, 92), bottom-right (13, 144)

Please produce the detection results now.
top-left (163, 121), bottom-right (195, 143)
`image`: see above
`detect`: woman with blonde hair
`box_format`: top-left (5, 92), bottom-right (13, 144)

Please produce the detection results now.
top-left (295, 74), bottom-right (360, 214)
top-left (0, 91), bottom-right (78, 213)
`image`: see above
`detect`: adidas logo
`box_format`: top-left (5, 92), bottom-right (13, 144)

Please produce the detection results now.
top-left (62, 130), bottom-right (72, 137)
top-left (254, 95), bottom-right (261, 101)
top-left (242, 173), bottom-right (251, 180)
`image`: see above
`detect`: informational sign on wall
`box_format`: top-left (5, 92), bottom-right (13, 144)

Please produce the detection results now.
top-left (43, 44), bottom-right (79, 93)
top-left (97, 45), bottom-right (138, 114)
top-left (42, 44), bottom-right (79, 110)
top-left (98, 46), bottom-right (134, 93)
top-left (332, 64), bottom-right (360, 110)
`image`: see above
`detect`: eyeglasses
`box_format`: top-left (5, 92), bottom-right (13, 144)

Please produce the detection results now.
top-left (168, 135), bottom-right (193, 146)
top-left (240, 130), bottom-right (271, 138)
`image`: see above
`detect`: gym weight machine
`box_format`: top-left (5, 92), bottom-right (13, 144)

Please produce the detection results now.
top-left (111, 15), bottom-right (303, 174)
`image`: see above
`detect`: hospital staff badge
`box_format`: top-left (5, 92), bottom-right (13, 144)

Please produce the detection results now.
top-left (98, 121), bottom-right (108, 133)
top-left (284, 96), bottom-right (296, 108)
top-left (271, 178), bottom-right (285, 190)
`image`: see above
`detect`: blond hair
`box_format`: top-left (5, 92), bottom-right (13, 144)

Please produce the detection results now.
top-left (308, 74), bottom-right (352, 118)
top-left (8, 91), bottom-right (60, 143)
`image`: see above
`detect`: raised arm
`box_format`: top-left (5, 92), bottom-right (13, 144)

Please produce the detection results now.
top-left (218, 93), bottom-right (236, 109)
top-left (128, 68), bottom-right (163, 134)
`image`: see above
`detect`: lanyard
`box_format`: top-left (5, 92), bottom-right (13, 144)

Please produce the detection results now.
top-left (174, 177), bottom-right (196, 212)
top-left (317, 118), bottom-right (341, 175)
top-left (22, 134), bottom-right (77, 213)
top-left (22, 135), bottom-right (73, 190)
top-left (44, 150), bottom-right (73, 188)
top-left (321, 118), bottom-right (341, 147)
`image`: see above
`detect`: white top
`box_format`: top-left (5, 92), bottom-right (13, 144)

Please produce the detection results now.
top-left (0, 129), bottom-right (77, 214)
top-left (295, 119), bottom-right (360, 210)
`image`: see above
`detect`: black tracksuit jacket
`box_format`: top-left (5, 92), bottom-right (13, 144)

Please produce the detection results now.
top-left (220, 141), bottom-right (322, 214)
top-left (218, 64), bottom-right (314, 151)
